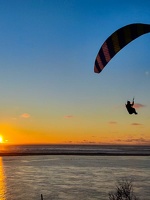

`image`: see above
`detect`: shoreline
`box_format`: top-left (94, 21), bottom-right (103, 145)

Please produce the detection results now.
top-left (1, 144), bottom-right (149, 156)
top-left (0, 152), bottom-right (150, 156)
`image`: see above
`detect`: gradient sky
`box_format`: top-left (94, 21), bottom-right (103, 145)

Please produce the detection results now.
top-left (0, 0), bottom-right (150, 145)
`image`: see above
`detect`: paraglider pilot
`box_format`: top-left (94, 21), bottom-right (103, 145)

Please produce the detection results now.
top-left (125, 98), bottom-right (138, 115)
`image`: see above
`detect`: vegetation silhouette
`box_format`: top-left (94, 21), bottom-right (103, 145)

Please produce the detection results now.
top-left (108, 179), bottom-right (140, 200)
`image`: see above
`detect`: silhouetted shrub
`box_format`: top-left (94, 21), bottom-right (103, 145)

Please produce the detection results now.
top-left (108, 179), bottom-right (140, 200)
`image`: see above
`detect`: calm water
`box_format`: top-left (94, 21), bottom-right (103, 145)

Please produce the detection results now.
top-left (0, 154), bottom-right (149, 200)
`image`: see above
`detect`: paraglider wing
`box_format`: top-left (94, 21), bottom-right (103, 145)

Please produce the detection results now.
top-left (94, 23), bottom-right (150, 73)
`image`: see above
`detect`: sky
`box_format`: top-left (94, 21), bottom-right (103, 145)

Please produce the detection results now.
top-left (0, 0), bottom-right (150, 145)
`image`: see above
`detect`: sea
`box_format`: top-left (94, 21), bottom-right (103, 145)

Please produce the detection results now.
top-left (0, 145), bottom-right (149, 200)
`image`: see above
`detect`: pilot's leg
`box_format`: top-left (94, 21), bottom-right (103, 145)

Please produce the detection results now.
top-left (133, 108), bottom-right (138, 114)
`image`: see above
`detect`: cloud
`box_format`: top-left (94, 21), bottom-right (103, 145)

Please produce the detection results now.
top-left (115, 137), bottom-right (150, 144)
top-left (133, 103), bottom-right (146, 109)
top-left (21, 113), bottom-right (31, 119)
top-left (64, 115), bottom-right (74, 119)
top-left (81, 140), bottom-right (97, 144)
top-left (109, 121), bottom-right (117, 125)
top-left (131, 123), bottom-right (142, 126)
top-left (124, 137), bottom-right (150, 144)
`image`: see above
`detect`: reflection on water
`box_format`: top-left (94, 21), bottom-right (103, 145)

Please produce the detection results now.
top-left (0, 157), bottom-right (6, 200)
top-left (2, 156), bottom-right (150, 200)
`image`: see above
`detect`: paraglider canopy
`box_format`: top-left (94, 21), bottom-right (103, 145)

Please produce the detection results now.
top-left (94, 23), bottom-right (150, 74)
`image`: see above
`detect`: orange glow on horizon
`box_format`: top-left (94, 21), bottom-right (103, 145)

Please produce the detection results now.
top-left (0, 121), bottom-right (149, 145)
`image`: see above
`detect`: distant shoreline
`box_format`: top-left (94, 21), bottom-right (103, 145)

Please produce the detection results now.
top-left (0, 152), bottom-right (150, 156)
top-left (1, 144), bottom-right (149, 156)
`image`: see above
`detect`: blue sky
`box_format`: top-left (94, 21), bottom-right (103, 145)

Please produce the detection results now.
top-left (0, 0), bottom-right (150, 144)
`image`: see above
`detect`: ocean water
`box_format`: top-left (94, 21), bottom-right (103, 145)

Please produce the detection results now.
top-left (0, 145), bottom-right (150, 200)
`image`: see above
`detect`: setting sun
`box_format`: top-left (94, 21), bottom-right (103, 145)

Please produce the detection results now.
top-left (0, 136), bottom-right (3, 143)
